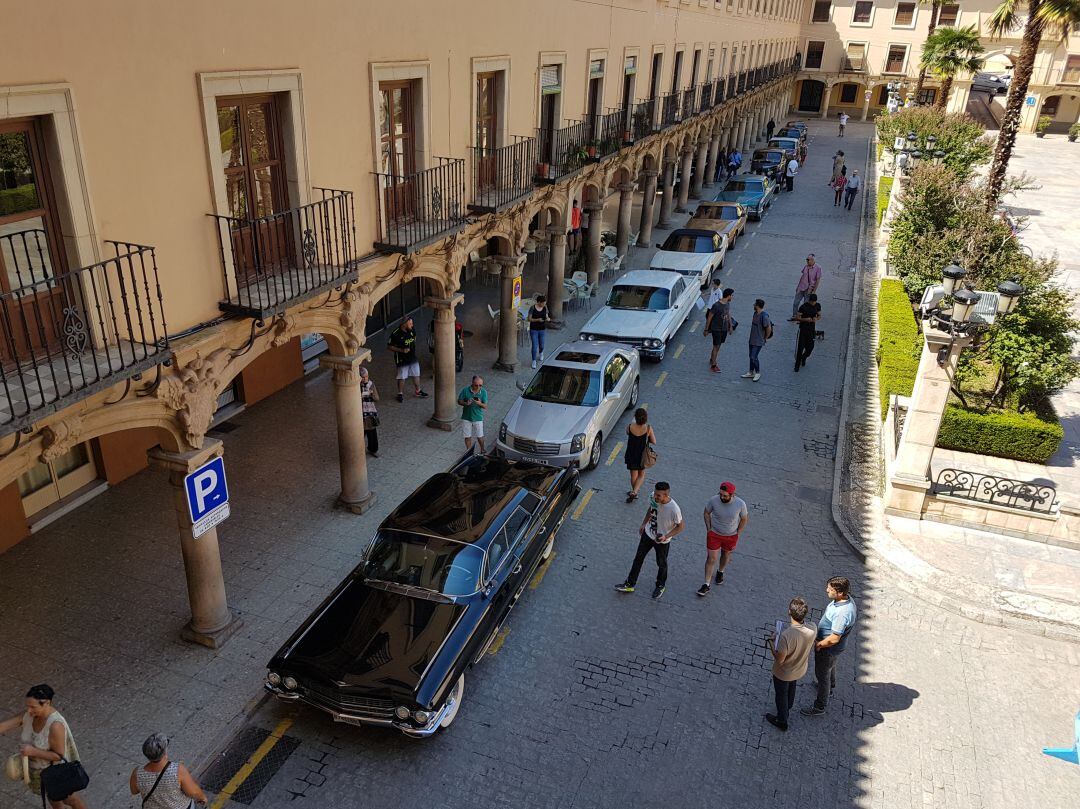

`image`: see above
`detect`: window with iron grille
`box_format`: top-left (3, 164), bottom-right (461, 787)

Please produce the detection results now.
top-left (852, 1), bottom-right (873, 24)
top-left (885, 45), bottom-right (908, 74)
top-left (844, 43), bottom-right (866, 71)
top-left (937, 4), bottom-right (959, 25)
top-left (805, 41), bottom-right (825, 69)
top-left (916, 88), bottom-right (937, 105)
top-left (894, 2), bottom-right (915, 25)
top-left (1062, 55), bottom-right (1080, 84)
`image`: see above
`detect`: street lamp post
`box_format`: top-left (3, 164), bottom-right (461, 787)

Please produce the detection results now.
top-left (884, 265), bottom-right (1024, 518)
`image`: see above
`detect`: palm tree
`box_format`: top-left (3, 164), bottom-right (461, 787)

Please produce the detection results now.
top-left (986, 0), bottom-right (1080, 208)
top-left (920, 26), bottom-right (986, 109)
top-left (914, 0), bottom-right (943, 98)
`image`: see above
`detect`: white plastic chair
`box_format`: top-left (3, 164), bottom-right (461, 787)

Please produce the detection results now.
top-left (487, 303), bottom-right (500, 343)
top-left (571, 271), bottom-right (588, 286)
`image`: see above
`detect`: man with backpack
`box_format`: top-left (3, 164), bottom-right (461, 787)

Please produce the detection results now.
top-left (742, 299), bottom-right (772, 382)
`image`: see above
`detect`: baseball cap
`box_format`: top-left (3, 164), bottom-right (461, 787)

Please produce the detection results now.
top-left (719, 482), bottom-right (736, 494)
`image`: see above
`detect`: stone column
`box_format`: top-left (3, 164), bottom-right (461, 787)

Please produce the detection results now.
top-left (584, 202), bottom-right (603, 291)
top-left (637, 169), bottom-right (658, 247)
top-left (884, 329), bottom-right (974, 518)
top-left (733, 118), bottom-right (746, 154)
top-left (657, 158), bottom-right (676, 229)
top-left (148, 439), bottom-right (242, 649)
top-left (703, 134), bottom-right (720, 189)
top-left (691, 141), bottom-right (708, 199)
top-left (319, 350), bottom-right (377, 514)
top-left (425, 293), bottom-right (463, 431)
top-left (546, 230), bottom-right (567, 326)
top-left (675, 148), bottom-right (693, 212)
top-left (820, 85), bottom-right (832, 118)
top-left (740, 116), bottom-right (753, 151)
top-left (861, 88), bottom-right (873, 121)
top-left (614, 182), bottom-right (635, 257)
top-left (494, 254), bottom-right (524, 371)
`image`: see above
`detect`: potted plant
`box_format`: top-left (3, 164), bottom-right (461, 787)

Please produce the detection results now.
top-left (585, 140), bottom-right (599, 159)
top-left (535, 162), bottom-right (552, 180)
top-left (1035, 115), bottom-right (1052, 138)
top-left (1069, 122), bottom-right (1080, 143)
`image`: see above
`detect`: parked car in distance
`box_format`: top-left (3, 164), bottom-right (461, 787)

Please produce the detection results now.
top-left (714, 174), bottom-right (776, 220)
top-left (649, 228), bottom-right (728, 288)
top-left (972, 71), bottom-right (1009, 95)
top-left (750, 148), bottom-right (789, 182)
top-left (775, 126), bottom-right (805, 143)
top-left (784, 121), bottom-right (808, 136)
top-left (579, 269), bottom-right (699, 363)
top-left (496, 341), bottom-right (640, 470)
top-left (767, 137), bottom-right (800, 161)
top-left (686, 201), bottom-right (747, 248)
top-left (265, 453), bottom-right (579, 738)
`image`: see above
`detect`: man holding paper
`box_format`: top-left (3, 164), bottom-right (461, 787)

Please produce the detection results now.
top-left (766, 597), bottom-right (817, 731)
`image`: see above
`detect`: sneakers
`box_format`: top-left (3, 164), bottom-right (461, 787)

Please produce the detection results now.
top-left (625, 491), bottom-right (638, 503)
top-left (614, 582), bottom-right (635, 593)
top-left (741, 372), bottom-right (754, 379)
top-left (414, 389), bottom-right (429, 398)
top-left (531, 360), bottom-right (537, 369)
top-left (696, 584), bottom-right (711, 597)
top-left (714, 570), bottom-right (724, 585)
top-left (765, 714), bottom-right (789, 732)
top-left (651, 585), bottom-right (666, 600)
top-left (752, 373), bottom-right (761, 382)
top-left (800, 706), bottom-right (826, 717)
top-left (396, 393), bottom-right (405, 403)
top-left (793, 363), bottom-right (800, 373)
top-left (539, 352), bottom-right (545, 362)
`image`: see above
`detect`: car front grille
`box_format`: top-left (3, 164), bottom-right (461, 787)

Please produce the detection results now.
top-left (302, 683), bottom-right (397, 719)
top-left (591, 334), bottom-right (646, 348)
top-left (512, 435), bottom-right (562, 456)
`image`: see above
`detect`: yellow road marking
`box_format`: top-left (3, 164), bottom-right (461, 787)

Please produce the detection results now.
top-left (529, 553), bottom-right (555, 590)
top-left (638, 401), bottom-right (648, 410)
top-left (606, 441), bottom-right (624, 465)
top-left (690, 321), bottom-right (700, 332)
top-left (487, 626), bottom-right (511, 656)
top-left (655, 371), bottom-right (668, 388)
top-left (210, 718), bottom-right (293, 809)
top-left (571, 488), bottom-right (596, 520)
top-left (673, 343), bottom-right (685, 359)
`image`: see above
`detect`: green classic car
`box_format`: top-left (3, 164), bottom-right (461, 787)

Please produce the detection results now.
top-left (712, 175), bottom-right (776, 220)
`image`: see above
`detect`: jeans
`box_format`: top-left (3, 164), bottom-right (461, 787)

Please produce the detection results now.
top-left (749, 343), bottom-right (763, 373)
top-left (812, 650), bottom-right (841, 710)
top-left (530, 329), bottom-right (545, 362)
top-left (792, 290), bottom-right (810, 319)
top-left (796, 329), bottom-right (816, 367)
top-left (772, 676), bottom-right (797, 726)
top-left (626, 531), bottom-right (669, 588)
top-left (844, 187), bottom-right (858, 210)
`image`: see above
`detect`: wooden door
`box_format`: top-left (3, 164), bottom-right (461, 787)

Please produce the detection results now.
top-left (379, 81), bottom-right (417, 222)
top-left (476, 72), bottom-right (499, 189)
top-left (0, 118), bottom-right (69, 366)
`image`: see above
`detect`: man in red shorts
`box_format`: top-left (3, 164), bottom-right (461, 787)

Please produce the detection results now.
top-left (698, 481), bottom-right (749, 595)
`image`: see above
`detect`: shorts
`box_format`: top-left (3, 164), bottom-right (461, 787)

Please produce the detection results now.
top-left (462, 420), bottom-right (484, 439)
top-left (570, 227), bottom-right (581, 236)
top-left (710, 330), bottom-right (728, 347)
top-left (395, 361), bottom-right (421, 380)
top-left (707, 531), bottom-right (739, 552)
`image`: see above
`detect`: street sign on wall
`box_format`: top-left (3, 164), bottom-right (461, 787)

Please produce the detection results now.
top-left (512, 276), bottom-right (522, 308)
top-left (1026, 95), bottom-right (1036, 107)
top-left (184, 456), bottom-right (230, 538)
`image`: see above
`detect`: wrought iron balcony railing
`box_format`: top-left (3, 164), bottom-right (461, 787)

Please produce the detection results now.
top-left (469, 137), bottom-right (537, 214)
top-left (625, 99), bottom-right (659, 144)
top-left (737, 71), bottom-right (747, 94)
top-left (588, 109), bottom-right (628, 161)
top-left (1, 237), bottom-right (169, 435)
top-left (727, 73), bottom-right (737, 99)
top-left (712, 77), bottom-right (725, 106)
top-left (841, 57), bottom-right (866, 72)
top-left (660, 92), bottom-right (682, 129)
top-left (212, 188), bottom-right (357, 319)
top-left (535, 120), bottom-right (590, 183)
top-left (681, 86), bottom-right (697, 118)
top-left (373, 159), bottom-right (466, 254)
top-left (932, 468), bottom-right (1059, 515)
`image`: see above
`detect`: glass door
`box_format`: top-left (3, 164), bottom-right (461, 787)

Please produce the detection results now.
top-left (476, 72), bottom-right (499, 189)
top-left (379, 81), bottom-right (417, 222)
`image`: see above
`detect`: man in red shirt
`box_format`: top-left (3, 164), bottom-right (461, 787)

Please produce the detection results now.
top-left (569, 199), bottom-right (582, 252)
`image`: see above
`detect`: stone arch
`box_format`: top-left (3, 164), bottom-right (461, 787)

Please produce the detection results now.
top-left (1038, 93), bottom-right (1080, 133)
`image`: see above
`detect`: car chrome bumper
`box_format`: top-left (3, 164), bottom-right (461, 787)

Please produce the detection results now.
top-left (494, 440), bottom-right (587, 468)
top-left (265, 682), bottom-right (442, 737)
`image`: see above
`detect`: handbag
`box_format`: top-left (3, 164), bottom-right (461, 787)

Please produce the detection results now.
top-left (40, 757), bottom-right (89, 805)
top-left (5, 753), bottom-right (29, 784)
top-left (363, 413), bottom-right (380, 430)
top-left (642, 444), bottom-right (658, 469)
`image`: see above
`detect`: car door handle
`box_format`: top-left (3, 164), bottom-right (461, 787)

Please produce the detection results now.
top-left (513, 563), bottom-right (523, 575)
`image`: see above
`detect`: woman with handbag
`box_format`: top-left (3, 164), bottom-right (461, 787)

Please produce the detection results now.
top-left (130, 733), bottom-right (207, 808)
top-left (359, 366), bottom-right (380, 458)
top-left (624, 408), bottom-right (657, 503)
top-left (0, 683), bottom-right (89, 808)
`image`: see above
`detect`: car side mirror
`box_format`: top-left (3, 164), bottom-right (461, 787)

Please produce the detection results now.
top-left (515, 380), bottom-right (526, 392)
top-left (656, 243), bottom-right (662, 248)
top-left (606, 390), bottom-right (620, 400)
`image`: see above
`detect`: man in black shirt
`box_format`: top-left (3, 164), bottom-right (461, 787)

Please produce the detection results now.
top-left (387, 316), bottom-right (428, 402)
top-left (794, 294), bottom-right (821, 372)
top-left (703, 287), bottom-right (735, 373)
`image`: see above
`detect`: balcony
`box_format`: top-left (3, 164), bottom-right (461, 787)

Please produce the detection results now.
top-left (584, 109), bottom-right (627, 162)
top-left (469, 137), bottom-right (538, 214)
top-left (660, 92), bottom-right (683, 128)
top-left (625, 99), bottom-right (660, 144)
top-left (698, 82), bottom-right (715, 113)
top-left (681, 86), bottom-right (698, 118)
top-left (737, 71), bottom-right (747, 93)
top-left (212, 188), bottom-right (358, 319)
top-left (1, 239), bottom-right (169, 436)
top-left (535, 120), bottom-right (590, 183)
top-left (841, 57), bottom-right (867, 73)
top-left (727, 73), bottom-right (737, 99)
top-left (373, 159), bottom-right (466, 255)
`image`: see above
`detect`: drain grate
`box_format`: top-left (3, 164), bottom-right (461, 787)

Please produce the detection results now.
top-left (201, 725), bottom-right (300, 805)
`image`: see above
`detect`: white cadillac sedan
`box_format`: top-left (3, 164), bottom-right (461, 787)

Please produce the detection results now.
top-left (648, 228), bottom-right (728, 289)
top-left (496, 341), bottom-right (641, 470)
top-left (578, 269), bottom-right (698, 362)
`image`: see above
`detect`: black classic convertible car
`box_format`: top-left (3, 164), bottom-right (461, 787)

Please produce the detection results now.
top-left (265, 453), bottom-right (579, 737)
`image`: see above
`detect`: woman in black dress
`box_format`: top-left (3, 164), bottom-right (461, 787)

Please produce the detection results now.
top-left (624, 408), bottom-right (656, 503)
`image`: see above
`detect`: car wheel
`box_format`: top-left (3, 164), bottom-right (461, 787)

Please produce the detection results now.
top-left (586, 434), bottom-right (603, 471)
top-left (439, 674), bottom-right (465, 729)
top-left (627, 377), bottom-right (639, 410)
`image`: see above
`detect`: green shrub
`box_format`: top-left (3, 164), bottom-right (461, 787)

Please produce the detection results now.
top-left (877, 278), bottom-right (921, 418)
top-left (0, 184), bottom-right (38, 217)
top-left (877, 176), bottom-right (894, 226)
top-left (875, 107), bottom-right (991, 177)
top-left (937, 405), bottom-right (1063, 463)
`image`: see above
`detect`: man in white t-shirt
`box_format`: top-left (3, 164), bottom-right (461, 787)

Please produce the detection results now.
top-left (838, 112), bottom-right (849, 137)
top-left (784, 157), bottom-right (799, 193)
top-left (615, 481), bottom-right (685, 600)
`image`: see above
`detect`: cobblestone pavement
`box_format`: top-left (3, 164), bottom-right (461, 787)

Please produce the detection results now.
top-left (2, 123), bottom-right (1078, 809)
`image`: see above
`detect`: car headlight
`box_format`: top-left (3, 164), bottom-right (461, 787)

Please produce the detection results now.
top-left (580, 333), bottom-right (596, 341)
top-left (646, 338), bottom-right (662, 348)
top-left (267, 672), bottom-right (282, 687)
top-left (412, 710), bottom-right (431, 724)
top-left (499, 422), bottom-right (507, 441)
top-left (395, 706), bottom-right (411, 721)
top-left (282, 676), bottom-right (298, 691)
top-left (570, 433), bottom-right (587, 453)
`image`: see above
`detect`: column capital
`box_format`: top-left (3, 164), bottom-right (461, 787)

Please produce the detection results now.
top-left (425, 292), bottom-right (465, 311)
top-left (548, 230), bottom-right (568, 245)
top-left (642, 168), bottom-right (659, 179)
top-left (583, 201), bottom-right (603, 212)
top-left (319, 349), bottom-right (373, 385)
top-left (149, 438), bottom-right (224, 476)
top-left (493, 254), bottom-right (526, 276)
top-left (617, 182), bottom-right (635, 193)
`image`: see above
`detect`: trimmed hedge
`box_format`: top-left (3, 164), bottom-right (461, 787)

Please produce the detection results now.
top-left (876, 278), bottom-right (920, 418)
top-left (876, 176), bottom-right (894, 226)
top-left (0, 184), bottom-right (38, 217)
top-left (938, 405), bottom-right (1064, 464)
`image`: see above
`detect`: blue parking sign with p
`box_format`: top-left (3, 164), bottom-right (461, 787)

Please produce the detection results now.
top-left (184, 456), bottom-right (230, 538)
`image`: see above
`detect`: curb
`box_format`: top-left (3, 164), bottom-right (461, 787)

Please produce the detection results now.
top-left (828, 132), bottom-right (1080, 645)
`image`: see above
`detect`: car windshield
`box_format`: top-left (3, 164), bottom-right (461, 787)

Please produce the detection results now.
top-left (769, 140), bottom-right (795, 149)
top-left (660, 233), bottom-right (714, 252)
top-left (704, 206), bottom-right (739, 220)
top-left (726, 180), bottom-right (762, 192)
top-left (361, 530), bottom-right (485, 597)
top-left (523, 366), bottom-right (601, 406)
top-left (756, 152), bottom-right (783, 164)
top-left (606, 284), bottom-right (670, 311)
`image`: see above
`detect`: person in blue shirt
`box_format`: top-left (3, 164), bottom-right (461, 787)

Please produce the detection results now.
top-left (801, 576), bottom-right (857, 716)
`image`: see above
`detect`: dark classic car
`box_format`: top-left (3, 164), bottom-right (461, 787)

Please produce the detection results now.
top-left (750, 148), bottom-right (789, 182)
top-left (265, 454), bottom-right (580, 737)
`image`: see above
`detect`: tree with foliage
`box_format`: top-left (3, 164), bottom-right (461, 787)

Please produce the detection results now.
top-left (920, 26), bottom-right (985, 109)
top-left (986, 0), bottom-right (1080, 208)
top-left (876, 107), bottom-right (992, 178)
top-left (913, 0), bottom-right (943, 98)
